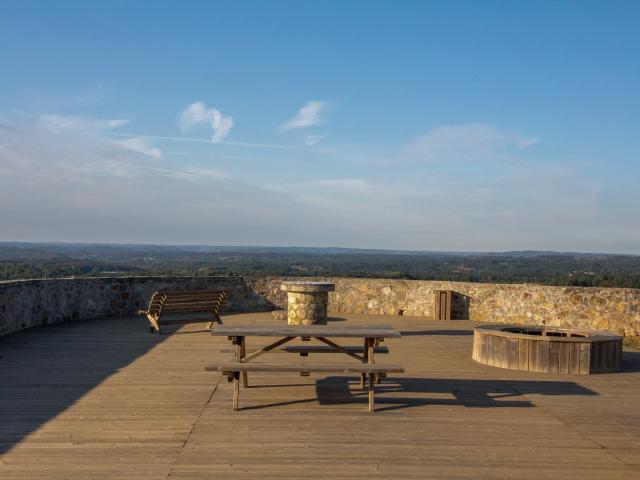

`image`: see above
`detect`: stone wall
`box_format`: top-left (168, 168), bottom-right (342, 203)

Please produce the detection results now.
top-left (0, 276), bottom-right (277, 336)
top-left (1, 276), bottom-right (638, 336)
top-left (251, 277), bottom-right (640, 336)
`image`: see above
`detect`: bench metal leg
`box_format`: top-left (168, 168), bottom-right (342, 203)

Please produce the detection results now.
top-left (146, 314), bottom-right (161, 335)
top-left (368, 373), bottom-right (375, 412)
top-left (233, 372), bottom-right (240, 411)
top-left (207, 311), bottom-right (223, 330)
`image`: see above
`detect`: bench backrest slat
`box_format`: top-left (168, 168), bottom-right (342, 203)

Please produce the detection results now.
top-left (145, 289), bottom-right (228, 316)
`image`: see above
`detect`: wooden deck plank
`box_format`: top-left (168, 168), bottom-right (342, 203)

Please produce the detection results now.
top-left (0, 312), bottom-right (639, 479)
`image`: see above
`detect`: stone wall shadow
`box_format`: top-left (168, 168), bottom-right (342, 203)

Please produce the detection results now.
top-left (315, 377), bottom-right (597, 411)
top-left (226, 279), bottom-right (281, 314)
top-left (0, 317), bottom-right (171, 455)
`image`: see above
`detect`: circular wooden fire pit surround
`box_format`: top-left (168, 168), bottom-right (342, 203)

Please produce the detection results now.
top-left (472, 324), bottom-right (623, 374)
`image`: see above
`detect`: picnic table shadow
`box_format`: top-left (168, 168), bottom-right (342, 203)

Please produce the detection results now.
top-left (321, 377), bottom-right (598, 412)
top-left (238, 376), bottom-right (597, 412)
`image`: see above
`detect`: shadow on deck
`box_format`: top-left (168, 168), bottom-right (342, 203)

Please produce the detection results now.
top-left (0, 317), bottom-right (169, 455)
top-left (315, 377), bottom-right (597, 412)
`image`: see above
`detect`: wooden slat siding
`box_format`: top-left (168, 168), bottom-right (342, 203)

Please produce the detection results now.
top-left (205, 363), bottom-right (405, 374)
top-left (472, 331), bottom-right (479, 362)
top-left (579, 342), bottom-right (591, 374)
top-left (570, 342), bottom-right (581, 374)
top-left (483, 332), bottom-right (490, 364)
top-left (535, 339), bottom-right (542, 373)
top-left (549, 341), bottom-right (560, 374)
top-left (500, 336), bottom-right (508, 369)
top-left (475, 327), bottom-right (622, 375)
top-left (527, 339), bottom-right (534, 372)
top-left (613, 340), bottom-right (622, 371)
top-left (480, 333), bottom-right (487, 364)
top-left (559, 342), bottom-right (570, 374)
top-left (212, 325), bottom-right (401, 338)
top-left (539, 339), bottom-right (550, 372)
top-left (609, 342), bottom-right (616, 371)
top-left (478, 331), bottom-right (484, 363)
top-left (491, 335), bottom-right (498, 367)
top-left (607, 343), bottom-right (615, 372)
top-left (608, 341), bottom-right (615, 372)
top-left (518, 338), bottom-right (529, 371)
top-left (597, 342), bottom-right (607, 373)
top-left (600, 340), bottom-right (620, 373)
top-left (487, 335), bottom-right (495, 367)
top-left (590, 342), bottom-right (599, 373)
top-left (509, 338), bottom-right (519, 370)
top-left (610, 341), bottom-right (619, 371)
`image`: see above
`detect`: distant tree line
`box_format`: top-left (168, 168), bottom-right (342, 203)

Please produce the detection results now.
top-left (1, 245), bottom-right (639, 289)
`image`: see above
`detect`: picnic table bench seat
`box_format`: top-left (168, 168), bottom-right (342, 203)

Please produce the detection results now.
top-left (139, 289), bottom-right (229, 334)
top-left (206, 362), bottom-right (405, 412)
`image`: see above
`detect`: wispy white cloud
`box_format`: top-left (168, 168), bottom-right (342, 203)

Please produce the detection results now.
top-left (281, 101), bottom-right (330, 130)
top-left (34, 113), bottom-right (162, 157)
top-left (38, 114), bottom-right (130, 133)
top-left (106, 132), bottom-right (295, 150)
top-left (112, 136), bottom-right (162, 158)
top-left (180, 101), bottom-right (233, 143)
top-left (304, 134), bottom-right (328, 146)
top-left (406, 123), bottom-right (539, 162)
top-left (145, 165), bottom-right (228, 181)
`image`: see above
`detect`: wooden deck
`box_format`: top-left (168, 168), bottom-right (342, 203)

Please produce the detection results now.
top-left (1, 312), bottom-right (639, 479)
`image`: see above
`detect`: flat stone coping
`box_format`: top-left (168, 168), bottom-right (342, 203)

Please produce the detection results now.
top-left (280, 281), bottom-right (336, 293)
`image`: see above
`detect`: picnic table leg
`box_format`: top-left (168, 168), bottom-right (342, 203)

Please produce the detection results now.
top-left (368, 372), bottom-right (375, 412)
top-left (367, 337), bottom-right (378, 384)
top-left (234, 336), bottom-right (249, 388)
top-left (233, 372), bottom-right (240, 410)
top-left (240, 337), bottom-right (248, 388)
top-left (360, 338), bottom-right (369, 389)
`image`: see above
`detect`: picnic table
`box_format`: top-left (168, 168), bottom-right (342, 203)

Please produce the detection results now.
top-left (207, 325), bottom-right (403, 412)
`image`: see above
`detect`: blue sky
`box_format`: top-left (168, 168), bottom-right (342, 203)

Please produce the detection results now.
top-left (1, 1), bottom-right (639, 252)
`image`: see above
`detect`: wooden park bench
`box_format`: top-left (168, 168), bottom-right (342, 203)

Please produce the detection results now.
top-left (139, 289), bottom-right (229, 334)
top-left (205, 362), bottom-right (405, 412)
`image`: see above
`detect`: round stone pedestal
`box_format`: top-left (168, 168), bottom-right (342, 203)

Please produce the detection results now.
top-left (280, 282), bottom-right (335, 326)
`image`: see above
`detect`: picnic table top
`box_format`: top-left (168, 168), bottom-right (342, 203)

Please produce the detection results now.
top-left (211, 324), bottom-right (401, 338)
